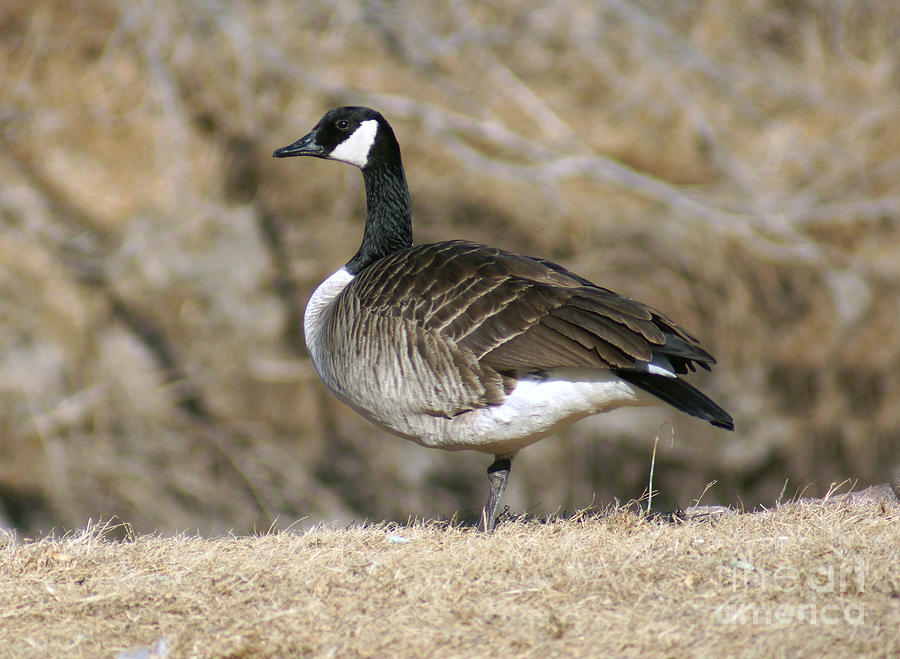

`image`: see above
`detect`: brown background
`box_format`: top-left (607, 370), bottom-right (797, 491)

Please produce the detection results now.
top-left (1, 0), bottom-right (898, 534)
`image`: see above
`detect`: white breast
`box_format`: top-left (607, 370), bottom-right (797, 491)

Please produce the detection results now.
top-left (304, 266), bottom-right (355, 389)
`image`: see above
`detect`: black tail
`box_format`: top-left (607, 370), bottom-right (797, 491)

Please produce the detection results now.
top-left (617, 371), bottom-right (734, 430)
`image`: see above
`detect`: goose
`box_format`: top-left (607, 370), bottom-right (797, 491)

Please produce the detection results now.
top-left (274, 106), bottom-right (733, 531)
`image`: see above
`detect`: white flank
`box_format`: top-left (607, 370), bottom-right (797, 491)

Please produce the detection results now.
top-left (328, 119), bottom-right (379, 168)
top-left (403, 368), bottom-right (653, 454)
top-left (463, 369), bottom-right (645, 451)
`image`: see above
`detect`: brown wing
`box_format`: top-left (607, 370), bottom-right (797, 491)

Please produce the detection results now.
top-left (349, 240), bottom-right (715, 378)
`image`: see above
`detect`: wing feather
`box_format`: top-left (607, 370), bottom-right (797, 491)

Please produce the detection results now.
top-left (345, 240), bottom-right (718, 416)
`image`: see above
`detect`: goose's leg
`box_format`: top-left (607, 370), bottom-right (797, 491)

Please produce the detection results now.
top-left (483, 454), bottom-right (515, 533)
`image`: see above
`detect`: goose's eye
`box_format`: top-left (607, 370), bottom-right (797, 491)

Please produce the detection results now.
top-left (336, 119), bottom-right (350, 131)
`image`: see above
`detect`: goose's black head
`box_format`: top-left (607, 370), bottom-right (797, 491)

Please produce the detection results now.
top-left (273, 106), bottom-right (399, 170)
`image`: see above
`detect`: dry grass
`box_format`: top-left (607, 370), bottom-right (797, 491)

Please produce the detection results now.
top-left (1, 500), bottom-right (898, 658)
top-left (1, 0), bottom-right (899, 534)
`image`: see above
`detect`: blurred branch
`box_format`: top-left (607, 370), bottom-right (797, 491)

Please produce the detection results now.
top-left (0, 144), bottom-right (274, 519)
top-left (118, 0), bottom-right (193, 202)
top-left (203, 0), bottom-right (892, 274)
top-left (181, 0), bottom-right (900, 279)
top-left (448, 3), bottom-right (577, 143)
top-left (603, 1), bottom-right (764, 114)
top-left (367, 95), bottom-right (888, 269)
top-left (254, 209), bottom-right (308, 356)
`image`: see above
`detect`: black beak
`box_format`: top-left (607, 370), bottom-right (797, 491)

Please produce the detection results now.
top-left (273, 130), bottom-right (325, 158)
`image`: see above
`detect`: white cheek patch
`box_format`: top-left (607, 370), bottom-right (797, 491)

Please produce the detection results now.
top-left (328, 119), bottom-right (379, 168)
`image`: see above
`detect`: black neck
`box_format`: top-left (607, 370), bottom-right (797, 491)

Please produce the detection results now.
top-left (345, 159), bottom-right (413, 275)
